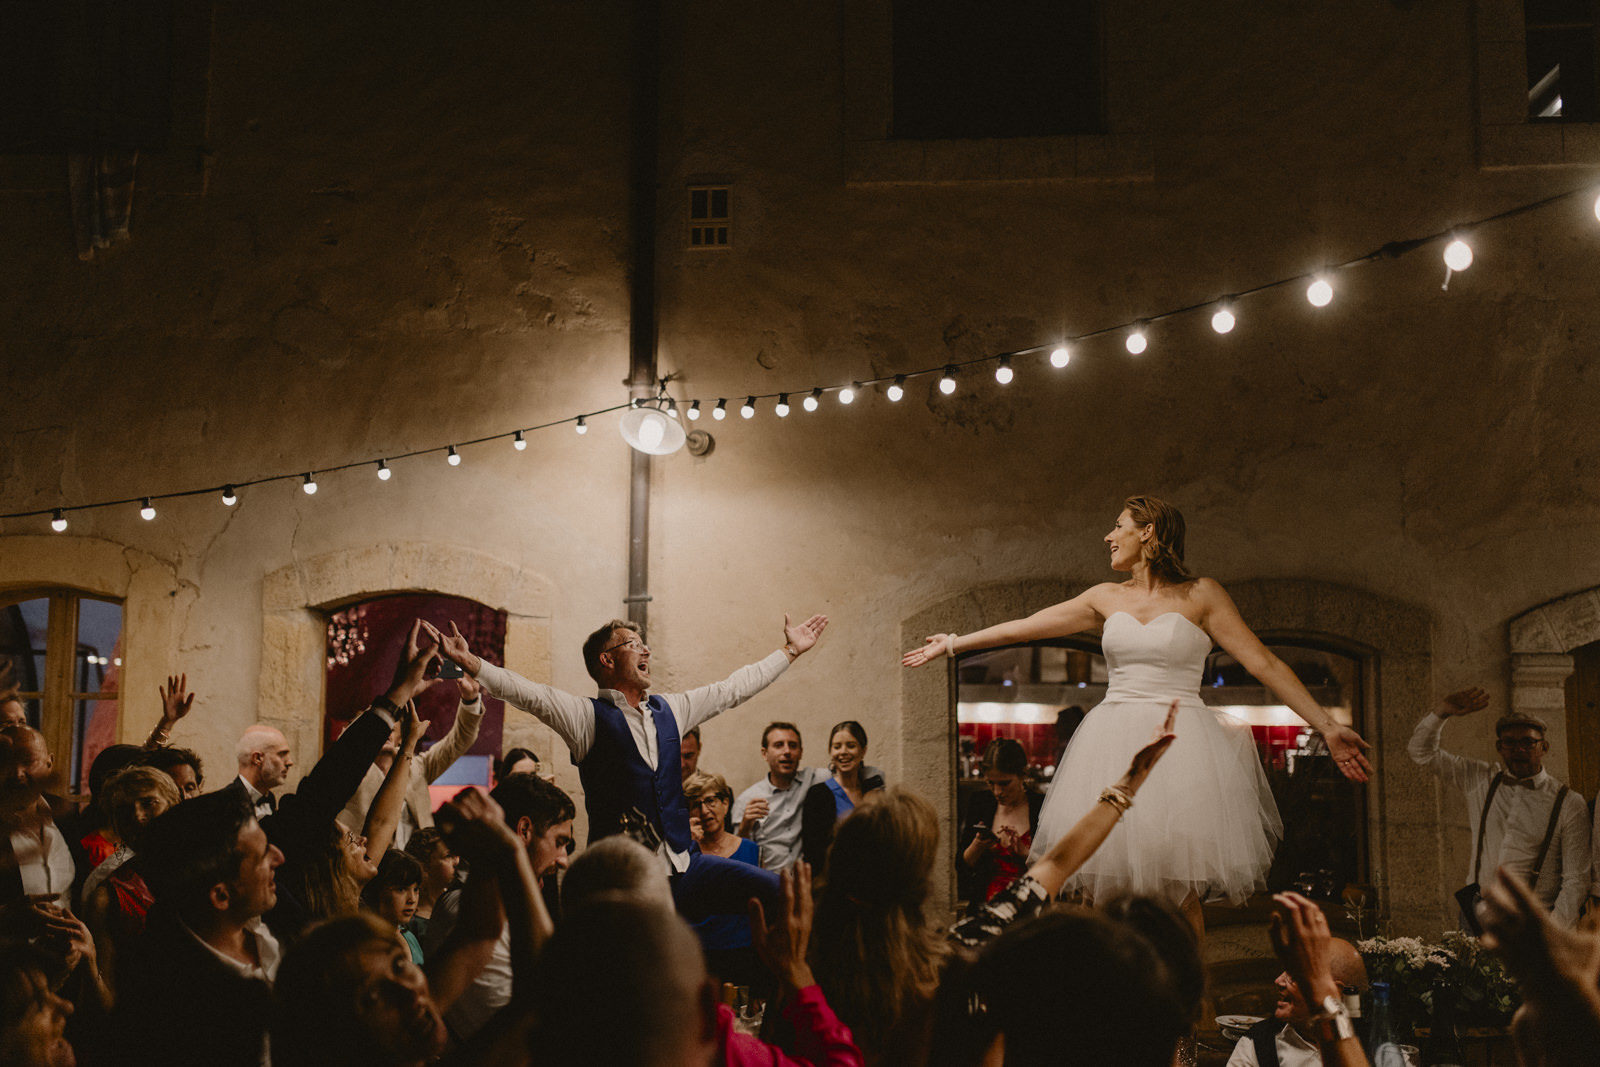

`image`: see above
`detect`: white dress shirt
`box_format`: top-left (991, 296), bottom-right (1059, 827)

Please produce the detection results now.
top-left (1225, 1024), bottom-right (1321, 1067)
top-left (1408, 712), bottom-right (1591, 926)
top-left (8, 814), bottom-right (75, 910)
top-left (474, 650), bottom-right (791, 873)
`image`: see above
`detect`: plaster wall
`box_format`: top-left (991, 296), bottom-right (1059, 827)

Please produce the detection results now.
top-left (3, 1), bottom-right (1599, 931)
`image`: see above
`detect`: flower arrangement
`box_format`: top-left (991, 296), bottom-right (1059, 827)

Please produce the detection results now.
top-left (1356, 932), bottom-right (1519, 1031)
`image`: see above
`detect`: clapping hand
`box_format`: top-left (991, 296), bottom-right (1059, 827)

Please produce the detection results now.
top-left (749, 862), bottom-right (816, 994)
top-left (783, 614), bottom-right (828, 656)
top-left (901, 634), bottom-right (956, 668)
top-left (1442, 686), bottom-right (1490, 717)
top-left (158, 674), bottom-right (195, 726)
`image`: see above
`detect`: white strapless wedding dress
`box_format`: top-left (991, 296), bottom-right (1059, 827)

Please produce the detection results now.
top-left (1028, 611), bottom-right (1283, 905)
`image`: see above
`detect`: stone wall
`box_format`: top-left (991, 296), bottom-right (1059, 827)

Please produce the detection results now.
top-left (5, 0), bottom-right (1600, 931)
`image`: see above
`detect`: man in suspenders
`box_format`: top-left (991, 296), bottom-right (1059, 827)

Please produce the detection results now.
top-left (1409, 687), bottom-right (1591, 928)
top-left (424, 613), bottom-right (827, 919)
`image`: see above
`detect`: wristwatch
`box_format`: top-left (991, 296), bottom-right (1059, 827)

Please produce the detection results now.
top-left (1310, 994), bottom-right (1355, 1042)
top-left (372, 694), bottom-right (402, 719)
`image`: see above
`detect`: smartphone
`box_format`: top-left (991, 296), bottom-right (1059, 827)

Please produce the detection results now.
top-left (438, 658), bottom-right (464, 680)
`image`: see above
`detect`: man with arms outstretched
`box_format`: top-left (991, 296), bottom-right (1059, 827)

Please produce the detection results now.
top-left (427, 612), bottom-right (827, 918)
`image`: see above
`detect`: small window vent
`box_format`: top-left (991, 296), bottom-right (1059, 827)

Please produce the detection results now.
top-left (688, 186), bottom-right (730, 249)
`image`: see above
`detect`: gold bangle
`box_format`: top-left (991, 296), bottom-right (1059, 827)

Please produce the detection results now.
top-left (1097, 786), bottom-right (1133, 814)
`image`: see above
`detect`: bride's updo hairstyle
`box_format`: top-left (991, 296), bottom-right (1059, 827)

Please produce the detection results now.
top-left (1123, 495), bottom-right (1195, 586)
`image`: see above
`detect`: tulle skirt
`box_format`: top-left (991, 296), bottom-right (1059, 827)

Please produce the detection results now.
top-left (1029, 697), bottom-right (1283, 906)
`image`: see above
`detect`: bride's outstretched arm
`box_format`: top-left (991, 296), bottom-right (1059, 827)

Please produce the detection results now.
top-left (1197, 579), bottom-right (1374, 783)
top-left (901, 586), bottom-right (1107, 667)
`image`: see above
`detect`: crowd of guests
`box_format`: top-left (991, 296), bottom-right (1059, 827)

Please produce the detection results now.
top-left (3, 622), bottom-right (1600, 1066)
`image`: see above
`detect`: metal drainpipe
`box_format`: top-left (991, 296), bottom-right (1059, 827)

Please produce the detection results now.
top-left (624, 0), bottom-right (662, 635)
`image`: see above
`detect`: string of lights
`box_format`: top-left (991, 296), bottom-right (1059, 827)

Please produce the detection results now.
top-left (11, 181), bottom-right (1600, 530)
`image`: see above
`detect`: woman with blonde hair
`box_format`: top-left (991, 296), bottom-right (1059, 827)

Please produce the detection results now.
top-left (906, 494), bottom-right (1372, 935)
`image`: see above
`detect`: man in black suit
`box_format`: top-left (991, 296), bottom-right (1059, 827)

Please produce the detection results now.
top-left (220, 723), bottom-right (294, 820)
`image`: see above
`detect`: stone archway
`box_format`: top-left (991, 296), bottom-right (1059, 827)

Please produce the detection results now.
top-left (259, 543), bottom-right (564, 799)
top-left (1507, 587), bottom-right (1600, 780)
top-left (900, 577), bottom-right (1437, 929)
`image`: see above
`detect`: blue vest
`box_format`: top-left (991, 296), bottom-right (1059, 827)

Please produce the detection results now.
top-left (577, 695), bottom-right (694, 853)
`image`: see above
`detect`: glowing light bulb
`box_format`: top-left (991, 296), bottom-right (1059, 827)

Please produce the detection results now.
top-left (840, 384), bottom-right (858, 405)
top-left (302, 473), bottom-right (318, 494)
top-left (741, 397), bottom-right (756, 419)
top-left (687, 400), bottom-right (701, 421)
top-left (222, 486), bottom-right (238, 506)
top-left (994, 357), bottom-right (1013, 385)
top-left (1211, 306), bottom-right (1236, 334)
top-left (939, 366), bottom-right (957, 395)
top-left (803, 388), bottom-right (821, 412)
top-left (1594, 191), bottom-right (1600, 223)
top-left (1125, 329), bottom-right (1147, 355)
top-left (1307, 277), bottom-right (1334, 307)
top-left (513, 431), bottom-right (527, 451)
top-left (1444, 238), bottom-right (1473, 272)
top-left (575, 417), bottom-right (588, 435)
top-left (887, 375), bottom-right (905, 401)
top-left (377, 460), bottom-right (391, 481)
top-left (140, 499), bottom-right (156, 521)
top-left (51, 509), bottom-right (67, 532)
top-left (446, 446), bottom-right (461, 466)
top-left (712, 399), bottom-right (727, 421)
top-left (1050, 346), bottom-right (1071, 368)
top-left (775, 393), bottom-right (790, 417)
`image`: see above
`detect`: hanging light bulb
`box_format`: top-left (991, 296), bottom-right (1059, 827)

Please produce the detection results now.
top-left (222, 485), bottom-right (238, 506)
top-left (687, 400), bottom-right (701, 421)
top-left (803, 388), bottom-right (822, 412)
top-left (302, 473), bottom-right (318, 494)
top-left (775, 393), bottom-right (791, 417)
top-left (939, 366), bottom-right (957, 395)
top-left (575, 417), bottom-right (588, 435)
top-left (1306, 277), bottom-right (1334, 307)
top-left (140, 498), bottom-right (156, 521)
top-left (513, 430), bottom-right (527, 451)
top-left (620, 403), bottom-right (686, 454)
top-left (838, 383), bottom-right (857, 405)
top-left (446, 446), bottom-right (461, 466)
top-left (887, 375), bottom-right (906, 402)
top-left (1211, 303), bottom-right (1236, 334)
top-left (1126, 326), bottom-right (1148, 355)
top-left (1050, 346), bottom-right (1071, 368)
top-left (712, 399), bottom-right (727, 421)
top-left (994, 356), bottom-right (1013, 385)
top-left (377, 460), bottom-right (392, 481)
top-left (741, 396), bottom-right (756, 419)
top-left (51, 509), bottom-right (67, 532)
top-left (1443, 237), bottom-right (1473, 272)
top-left (1593, 191), bottom-right (1600, 223)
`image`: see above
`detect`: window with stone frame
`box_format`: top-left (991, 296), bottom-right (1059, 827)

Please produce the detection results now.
top-left (0, 590), bottom-right (123, 792)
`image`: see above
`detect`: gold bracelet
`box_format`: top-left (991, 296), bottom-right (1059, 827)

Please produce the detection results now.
top-left (1097, 786), bottom-right (1133, 814)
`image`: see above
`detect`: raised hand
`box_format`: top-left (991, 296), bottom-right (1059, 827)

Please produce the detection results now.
top-left (456, 672), bottom-right (482, 702)
top-left (1324, 724), bottom-right (1374, 783)
top-left (1118, 700), bottom-right (1179, 795)
top-left (901, 633), bottom-right (956, 668)
top-left (399, 702), bottom-right (426, 757)
top-left (387, 619), bottom-right (443, 706)
top-left (435, 786), bottom-right (521, 861)
top-left (158, 674), bottom-right (195, 725)
top-left (423, 620), bottom-right (482, 676)
top-left (749, 862), bottom-right (816, 994)
top-left (1442, 686), bottom-right (1490, 717)
top-left (736, 797), bottom-right (770, 837)
top-left (1269, 892), bottom-right (1340, 1004)
top-left (783, 613), bottom-right (829, 656)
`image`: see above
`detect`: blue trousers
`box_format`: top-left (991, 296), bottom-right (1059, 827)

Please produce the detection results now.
top-left (671, 848), bottom-right (781, 922)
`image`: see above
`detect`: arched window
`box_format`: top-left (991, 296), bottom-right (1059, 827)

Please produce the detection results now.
top-left (324, 593), bottom-right (508, 808)
top-left (0, 589), bottom-right (123, 791)
top-left (956, 635), bottom-right (1369, 903)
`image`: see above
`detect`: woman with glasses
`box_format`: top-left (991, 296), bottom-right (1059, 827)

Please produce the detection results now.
top-left (682, 771), bottom-right (766, 993)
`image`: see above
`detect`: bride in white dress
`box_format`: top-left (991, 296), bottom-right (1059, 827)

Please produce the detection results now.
top-left (903, 495), bottom-right (1372, 932)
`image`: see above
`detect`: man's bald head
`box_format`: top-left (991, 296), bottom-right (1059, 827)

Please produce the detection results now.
top-left (236, 725), bottom-right (293, 792)
top-left (1275, 936), bottom-right (1368, 1031)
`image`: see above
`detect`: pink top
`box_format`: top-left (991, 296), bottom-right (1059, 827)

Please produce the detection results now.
top-left (718, 985), bottom-right (864, 1067)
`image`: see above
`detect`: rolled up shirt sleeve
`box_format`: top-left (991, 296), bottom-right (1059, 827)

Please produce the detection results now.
top-left (474, 662), bottom-right (596, 760)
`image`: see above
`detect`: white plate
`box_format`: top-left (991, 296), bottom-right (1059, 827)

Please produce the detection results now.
top-left (1215, 1014), bottom-right (1264, 1032)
